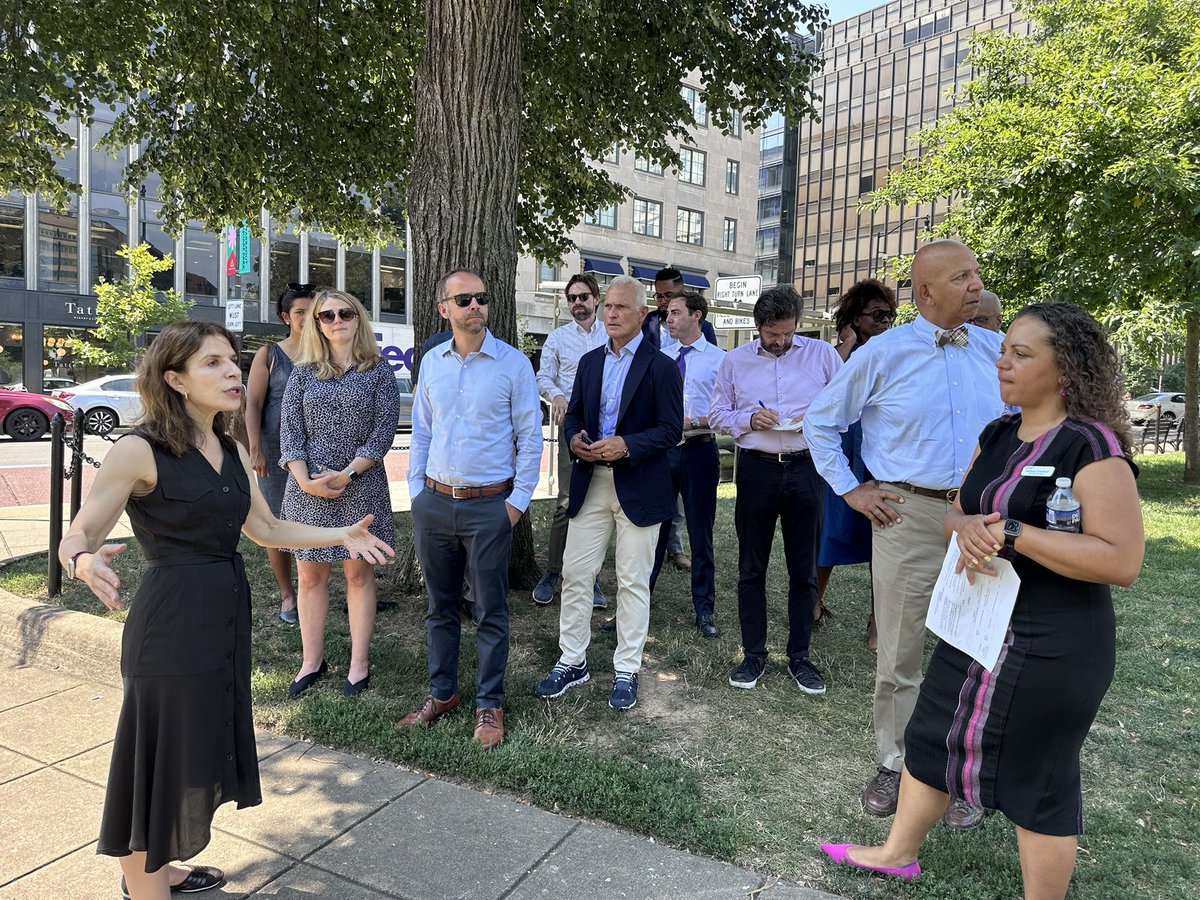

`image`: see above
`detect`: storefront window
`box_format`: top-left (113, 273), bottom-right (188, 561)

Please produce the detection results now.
top-left (43, 326), bottom-right (115, 386)
top-left (184, 225), bottom-right (219, 303)
top-left (307, 233), bottom-right (337, 288)
top-left (139, 198), bottom-right (175, 292)
top-left (380, 251), bottom-right (405, 318)
top-left (345, 247), bottom-right (372, 306)
top-left (91, 193), bottom-right (129, 287)
top-left (0, 195), bottom-right (23, 285)
top-left (269, 226), bottom-right (300, 300)
top-left (0, 323), bottom-right (24, 388)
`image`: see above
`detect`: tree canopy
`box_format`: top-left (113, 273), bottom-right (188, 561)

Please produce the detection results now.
top-left (871, 0), bottom-right (1200, 479)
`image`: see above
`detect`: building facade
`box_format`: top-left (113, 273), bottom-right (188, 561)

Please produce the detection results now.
top-left (790, 0), bottom-right (1024, 315)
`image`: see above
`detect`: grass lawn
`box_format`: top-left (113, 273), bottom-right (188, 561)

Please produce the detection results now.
top-left (4, 453), bottom-right (1196, 899)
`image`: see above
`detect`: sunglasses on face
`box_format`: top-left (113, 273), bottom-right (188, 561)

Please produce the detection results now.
top-left (969, 315), bottom-right (998, 327)
top-left (445, 292), bottom-right (491, 307)
top-left (861, 309), bottom-right (897, 323)
top-left (567, 292), bottom-right (593, 302)
top-left (317, 307), bottom-right (359, 324)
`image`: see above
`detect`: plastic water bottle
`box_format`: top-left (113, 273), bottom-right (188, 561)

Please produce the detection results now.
top-left (1045, 477), bottom-right (1081, 532)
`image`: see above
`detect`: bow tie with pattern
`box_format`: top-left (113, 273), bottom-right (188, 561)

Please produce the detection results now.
top-left (936, 326), bottom-right (969, 348)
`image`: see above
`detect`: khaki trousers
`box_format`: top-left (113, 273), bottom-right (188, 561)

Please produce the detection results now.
top-left (558, 467), bottom-right (658, 673)
top-left (870, 485), bottom-right (952, 772)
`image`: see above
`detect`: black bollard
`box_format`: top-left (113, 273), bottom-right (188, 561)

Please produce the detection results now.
top-left (69, 407), bottom-right (85, 520)
top-left (48, 413), bottom-right (65, 597)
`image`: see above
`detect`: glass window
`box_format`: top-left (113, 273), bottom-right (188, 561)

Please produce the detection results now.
top-left (345, 247), bottom-right (372, 305)
top-left (725, 159), bottom-right (740, 195)
top-left (584, 206), bottom-right (616, 229)
top-left (184, 225), bottom-right (219, 303)
top-left (537, 260), bottom-right (559, 284)
top-left (730, 109), bottom-right (743, 138)
top-left (138, 199), bottom-right (175, 292)
top-left (676, 208), bottom-right (703, 246)
top-left (53, 117), bottom-right (79, 184)
top-left (0, 323), bottom-right (23, 389)
top-left (43, 325), bottom-right (113, 385)
top-left (269, 222), bottom-right (300, 295)
top-left (755, 258), bottom-right (778, 283)
top-left (634, 155), bottom-right (663, 176)
top-left (756, 225), bottom-right (780, 256)
top-left (678, 147), bottom-right (706, 186)
top-left (759, 163), bottom-right (784, 192)
top-left (632, 198), bottom-right (662, 238)
top-left (601, 144), bottom-right (620, 165)
top-left (307, 234), bottom-right (337, 288)
top-left (227, 225), bottom-right (261, 305)
top-left (90, 121), bottom-right (126, 195)
top-left (90, 193), bottom-right (129, 287)
top-left (38, 196), bottom-right (79, 292)
top-left (379, 251), bottom-right (405, 317)
top-left (682, 86), bottom-right (707, 127)
top-left (0, 194), bottom-right (24, 285)
top-left (723, 218), bottom-right (737, 253)
top-left (757, 195), bottom-right (783, 220)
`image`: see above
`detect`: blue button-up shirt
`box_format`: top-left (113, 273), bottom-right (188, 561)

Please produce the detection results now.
top-left (599, 332), bottom-right (644, 438)
top-left (805, 314), bottom-right (1004, 496)
top-left (407, 330), bottom-right (544, 512)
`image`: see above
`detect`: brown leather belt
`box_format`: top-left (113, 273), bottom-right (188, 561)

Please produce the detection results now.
top-left (683, 433), bottom-right (714, 444)
top-left (424, 477), bottom-right (513, 499)
top-left (885, 480), bottom-right (958, 503)
top-left (744, 448), bottom-right (810, 463)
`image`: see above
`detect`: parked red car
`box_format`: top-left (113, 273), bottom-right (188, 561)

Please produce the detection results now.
top-left (0, 388), bottom-right (75, 441)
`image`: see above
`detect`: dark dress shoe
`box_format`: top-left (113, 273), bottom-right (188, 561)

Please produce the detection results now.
top-left (600, 616), bottom-right (617, 632)
top-left (288, 660), bottom-right (328, 697)
top-left (343, 674), bottom-right (370, 697)
top-left (697, 614), bottom-right (718, 638)
top-left (943, 797), bottom-right (987, 831)
top-left (861, 767), bottom-right (901, 817)
top-left (121, 864), bottom-right (225, 898)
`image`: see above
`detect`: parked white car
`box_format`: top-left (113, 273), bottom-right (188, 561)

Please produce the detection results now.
top-left (54, 374), bottom-right (143, 435)
top-left (1125, 392), bottom-right (1186, 425)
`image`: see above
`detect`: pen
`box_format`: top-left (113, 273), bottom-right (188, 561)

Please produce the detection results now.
top-left (758, 401), bottom-right (768, 410)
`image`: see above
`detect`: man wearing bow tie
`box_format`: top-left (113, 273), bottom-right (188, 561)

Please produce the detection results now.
top-left (805, 240), bottom-right (1004, 830)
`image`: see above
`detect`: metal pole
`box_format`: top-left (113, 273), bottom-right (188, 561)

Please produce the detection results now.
top-left (48, 413), bottom-right (65, 597)
top-left (69, 408), bottom-right (84, 520)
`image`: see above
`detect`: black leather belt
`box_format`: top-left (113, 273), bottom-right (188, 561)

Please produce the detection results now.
top-left (683, 433), bottom-right (714, 444)
top-left (425, 477), bottom-right (513, 499)
top-left (885, 480), bottom-right (958, 502)
top-left (744, 448), bottom-right (811, 463)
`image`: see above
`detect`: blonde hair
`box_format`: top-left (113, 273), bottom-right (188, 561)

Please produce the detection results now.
top-left (293, 289), bottom-right (381, 380)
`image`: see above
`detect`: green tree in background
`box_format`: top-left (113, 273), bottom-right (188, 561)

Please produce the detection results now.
top-left (871, 0), bottom-right (1200, 481)
top-left (76, 243), bottom-right (191, 370)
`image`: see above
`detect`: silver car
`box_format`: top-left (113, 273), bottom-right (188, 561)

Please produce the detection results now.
top-left (1125, 391), bottom-right (1185, 425)
top-left (55, 374), bottom-right (143, 436)
top-left (396, 376), bottom-right (413, 431)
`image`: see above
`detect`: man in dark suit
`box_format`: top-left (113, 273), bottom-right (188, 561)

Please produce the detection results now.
top-left (534, 275), bottom-right (683, 711)
top-left (641, 266), bottom-right (718, 349)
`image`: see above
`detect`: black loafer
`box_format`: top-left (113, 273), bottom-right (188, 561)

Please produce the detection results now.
top-left (121, 864), bottom-right (225, 898)
top-left (600, 616), bottom-right (617, 633)
top-left (697, 614), bottom-right (719, 638)
top-left (288, 659), bottom-right (328, 697)
top-left (343, 674), bottom-right (370, 697)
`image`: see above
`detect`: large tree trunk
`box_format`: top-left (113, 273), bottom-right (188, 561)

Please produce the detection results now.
top-left (403, 0), bottom-right (538, 587)
top-left (1184, 309), bottom-right (1198, 484)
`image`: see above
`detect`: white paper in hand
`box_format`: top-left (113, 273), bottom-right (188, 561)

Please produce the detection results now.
top-left (926, 536), bottom-right (1021, 672)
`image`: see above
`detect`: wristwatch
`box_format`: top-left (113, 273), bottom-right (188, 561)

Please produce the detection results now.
top-left (1003, 519), bottom-right (1023, 550)
top-left (689, 417), bottom-right (701, 430)
top-left (65, 550), bottom-right (91, 581)
top-left (343, 466), bottom-right (362, 482)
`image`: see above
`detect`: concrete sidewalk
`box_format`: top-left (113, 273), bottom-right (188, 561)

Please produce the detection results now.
top-left (0, 595), bottom-right (839, 900)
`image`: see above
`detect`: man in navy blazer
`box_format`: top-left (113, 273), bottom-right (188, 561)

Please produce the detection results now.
top-left (535, 275), bottom-right (683, 711)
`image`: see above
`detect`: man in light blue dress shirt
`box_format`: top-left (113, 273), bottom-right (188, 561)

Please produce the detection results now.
top-left (398, 269), bottom-right (543, 750)
top-left (806, 240), bottom-right (1004, 830)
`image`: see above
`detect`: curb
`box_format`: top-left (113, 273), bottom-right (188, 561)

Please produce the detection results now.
top-left (0, 587), bottom-right (122, 686)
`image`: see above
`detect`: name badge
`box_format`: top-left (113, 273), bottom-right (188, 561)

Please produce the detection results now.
top-left (1020, 465), bottom-right (1055, 478)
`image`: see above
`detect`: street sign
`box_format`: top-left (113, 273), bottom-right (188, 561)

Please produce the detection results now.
top-left (714, 275), bottom-right (762, 306)
top-left (711, 313), bottom-right (755, 330)
top-left (225, 300), bottom-right (244, 333)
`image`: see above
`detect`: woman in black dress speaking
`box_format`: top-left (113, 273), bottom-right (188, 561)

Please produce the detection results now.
top-left (57, 321), bottom-right (393, 900)
top-left (821, 303), bottom-right (1144, 900)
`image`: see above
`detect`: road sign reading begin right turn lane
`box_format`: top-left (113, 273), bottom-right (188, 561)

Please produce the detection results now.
top-left (714, 275), bottom-right (762, 306)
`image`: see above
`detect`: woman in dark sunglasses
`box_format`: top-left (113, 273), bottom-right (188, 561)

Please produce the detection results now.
top-left (244, 283), bottom-right (317, 624)
top-left (279, 289), bottom-right (400, 698)
top-left (815, 279), bottom-right (898, 647)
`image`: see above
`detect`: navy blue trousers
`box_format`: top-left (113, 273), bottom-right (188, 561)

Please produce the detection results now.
top-left (651, 440), bottom-right (720, 618)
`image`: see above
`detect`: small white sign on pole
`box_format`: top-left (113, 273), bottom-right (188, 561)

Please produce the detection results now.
top-left (714, 275), bottom-right (762, 306)
top-left (711, 313), bottom-right (756, 331)
top-left (225, 300), bottom-right (245, 333)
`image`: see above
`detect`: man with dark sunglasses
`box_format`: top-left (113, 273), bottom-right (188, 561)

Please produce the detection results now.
top-left (532, 273), bottom-right (608, 607)
top-left (399, 269), bottom-right (543, 750)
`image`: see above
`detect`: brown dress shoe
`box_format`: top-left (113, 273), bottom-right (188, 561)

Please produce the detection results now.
top-left (395, 693), bottom-right (461, 728)
top-left (473, 707), bottom-right (504, 749)
top-left (671, 552), bottom-right (692, 571)
top-left (942, 797), bottom-right (986, 831)
top-left (861, 767), bottom-right (900, 817)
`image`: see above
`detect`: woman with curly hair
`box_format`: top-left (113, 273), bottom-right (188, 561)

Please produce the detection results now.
top-left (814, 278), bottom-right (897, 647)
top-left (822, 303), bottom-right (1144, 900)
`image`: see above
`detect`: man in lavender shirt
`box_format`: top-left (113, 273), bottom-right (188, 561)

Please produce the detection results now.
top-left (709, 285), bottom-right (842, 695)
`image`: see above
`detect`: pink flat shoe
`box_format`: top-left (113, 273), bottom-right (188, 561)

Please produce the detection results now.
top-left (820, 843), bottom-right (921, 881)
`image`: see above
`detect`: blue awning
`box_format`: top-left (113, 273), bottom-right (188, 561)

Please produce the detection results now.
top-left (582, 257), bottom-right (623, 277)
top-left (629, 265), bottom-right (659, 281)
top-left (681, 272), bottom-right (711, 289)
